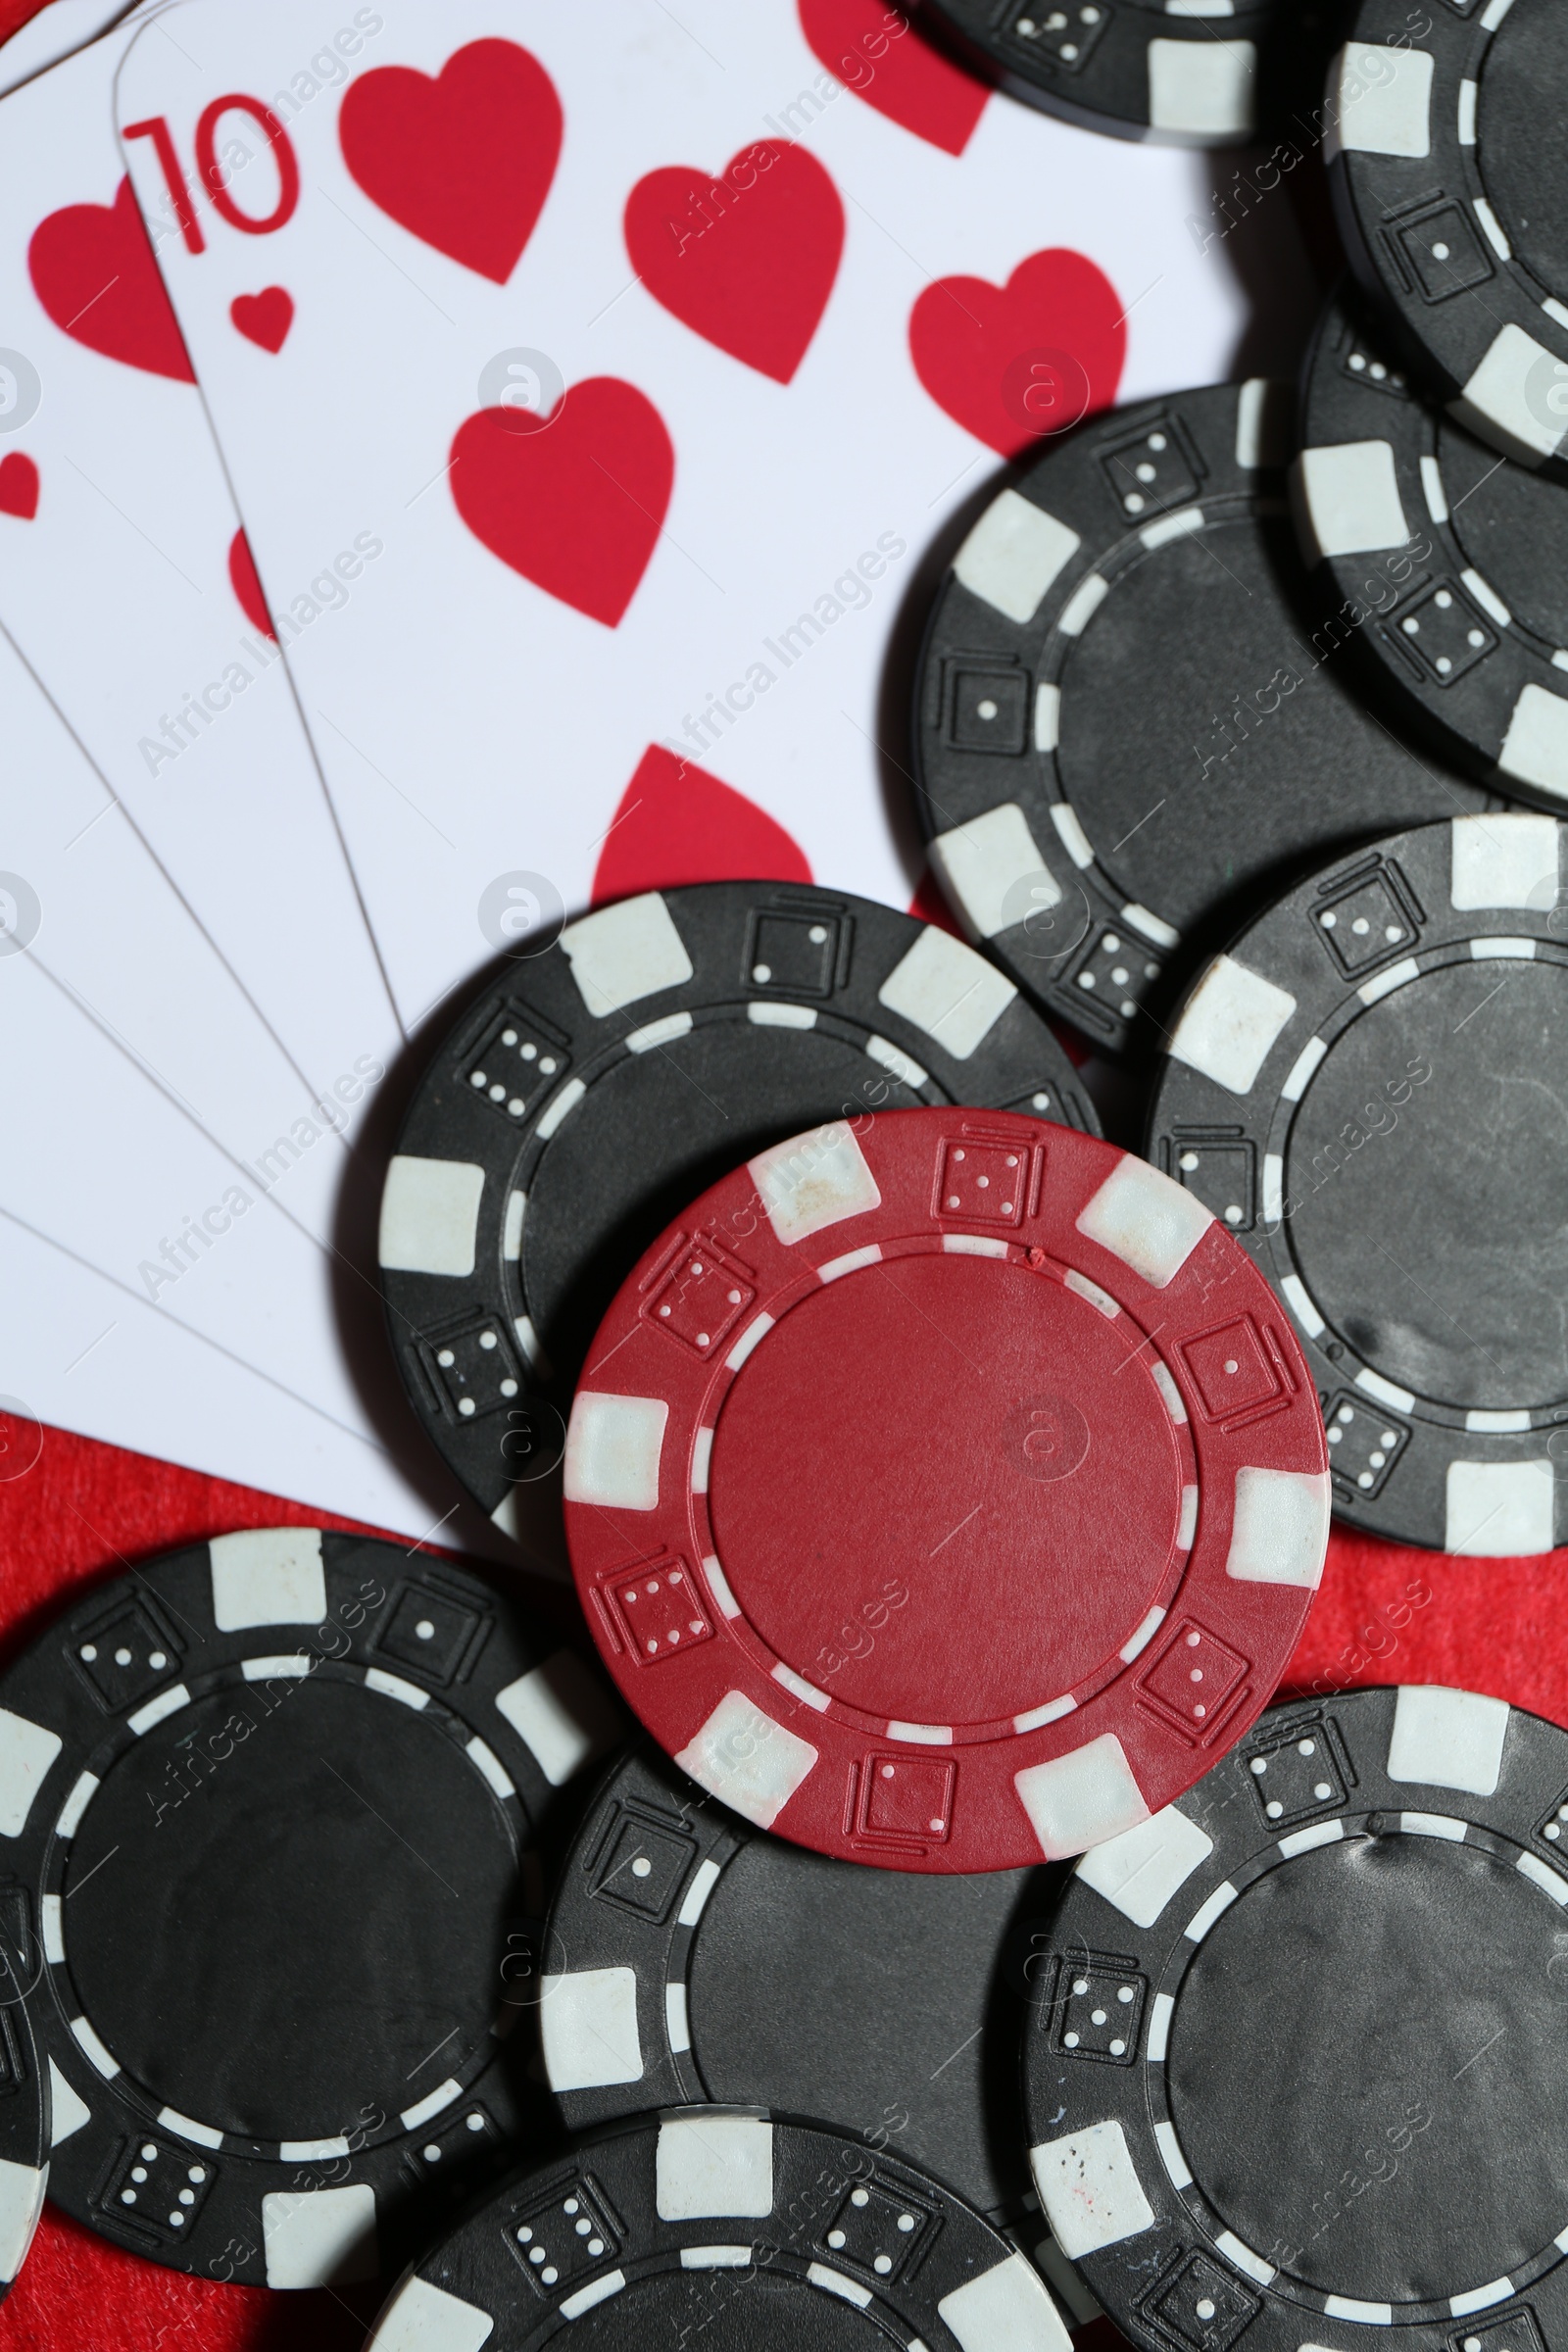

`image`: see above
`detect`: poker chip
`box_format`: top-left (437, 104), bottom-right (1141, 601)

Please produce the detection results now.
top-left (563, 1103), bottom-right (1331, 1875)
top-left (1295, 292), bottom-right (1568, 811)
top-left (537, 1741), bottom-right (1053, 2223)
top-left (917, 0), bottom-right (1291, 148)
top-left (913, 381), bottom-right (1492, 1058)
top-left (1328, 0), bottom-right (1568, 479)
top-left (363, 2107), bottom-right (1071, 2350)
top-left (1025, 1683), bottom-right (1568, 2352)
top-left (1147, 811), bottom-right (1568, 1555)
top-left (0, 1528), bottom-right (621, 2287)
top-left (378, 883), bottom-right (1100, 1539)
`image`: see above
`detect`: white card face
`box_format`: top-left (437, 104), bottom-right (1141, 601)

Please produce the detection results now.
top-left (116, 0), bottom-right (1259, 1031)
top-left (0, 618), bottom-right (375, 1250)
top-left (0, 14), bottom-right (402, 1110)
top-left (0, 1210), bottom-right (447, 1540)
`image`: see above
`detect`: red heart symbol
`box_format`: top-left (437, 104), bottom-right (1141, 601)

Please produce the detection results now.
top-left (798, 0), bottom-right (990, 155)
top-left (624, 143), bottom-right (844, 384)
top-left (228, 528), bottom-right (275, 639)
top-left (0, 453), bottom-right (38, 520)
top-left (909, 248), bottom-right (1126, 457)
top-left (230, 287), bottom-right (294, 354)
top-left (339, 38), bottom-right (562, 284)
top-left (593, 745), bottom-right (812, 906)
top-left (450, 378), bottom-right (673, 628)
top-left (27, 174), bottom-right (194, 382)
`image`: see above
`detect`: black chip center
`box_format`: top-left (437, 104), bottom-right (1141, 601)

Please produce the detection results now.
top-left (685, 1839), bottom-right (1036, 2214)
top-left (1168, 1835), bottom-right (1568, 2303)
top-left (64, 1680), bottom-right (519, 2145)
top-left (1436, 416), bottom-right (1568, 649)
top-left (1479, 0), bottom-right (1568, 309)
top-left (1054, 518), bottom-right (1465, 938)
top-left (523, 1020), bottom-right (921, 1384)
top-left (1286, 959), bottom-right (1568, 1410)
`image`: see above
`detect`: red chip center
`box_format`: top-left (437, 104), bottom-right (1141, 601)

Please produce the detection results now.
top-left (706, 1251), bottom-right (1187, 1728)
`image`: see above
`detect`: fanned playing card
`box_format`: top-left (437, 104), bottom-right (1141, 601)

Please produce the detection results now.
top-left (114, 0), bottom-right (1263, 1035)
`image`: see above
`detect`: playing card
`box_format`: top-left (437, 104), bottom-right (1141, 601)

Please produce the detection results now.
top-left (0, 1211), bottom-right (463, 1540)
top-left (0, 9), bottom-right (403, 1119)
top-left (115, 0), bottom-right (1279, 1034)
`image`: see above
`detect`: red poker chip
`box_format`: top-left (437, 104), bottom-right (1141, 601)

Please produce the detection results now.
top-left (564, 1107), bottom-right (1330, 1873)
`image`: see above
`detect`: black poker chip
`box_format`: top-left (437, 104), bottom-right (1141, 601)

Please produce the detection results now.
top-left (916, 0), bottom-right (1321, 148)
top-left (912, 379), bottom-right (1494, 1058)
top-left (364, 2107), bottom-right (1073, 2349)
top-left (537, 1743), bottom-right (1057, 2230)
top-left (1328, 0), bottom-right (1568, 479)
top-left (1024, 1683), bottom-right (1568, 2352)
top-left (1295, 291), bottom-right (1568, 811)
top-left (1146, 813), bottom-right (1568, 1554)
top-left (0, 1528), bottom-right (621, 2287)
top-left (378, 881), bottom-right (1100, 1535)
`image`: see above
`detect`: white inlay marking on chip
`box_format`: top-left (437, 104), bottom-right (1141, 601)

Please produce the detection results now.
top-left (748, 1000), bottom-right (816, 1029)
top-left (930, 804), bottom-right (1061, 944)
top-left (495, 1652), bottom-right (621, 1788)
top-left (560, 893), bottom-right (694, 1016)
top-left (1031, 2119), bottom-right (1156, 2256)
top-left (127, 1685), bottom-right (189, 1738)
top-left (1148, 36), bottom-right (1255, 134)
top-left (1398, 1812), bottom-right (1467, 1841)
top-left (503, 1189), bottom-right (524, 1261)
top-left (261, 2181), bottom-right (379, 2289)
top-left (1225, 1467), bottom-right (1330, 1589)
top-left (564, 1393), bottom-right (668, 1511)
top-left (0, 1709), bottom-right (63, 1842)
top-left (1279, 1820), bottom-right (1344, 1858)
top-left (1152, 1363), bottom-right (1188, 1423)
top-left (1446, 1459), bottom-right (1554, 1556)
top-left (702, 1554), bottom-right (741, 1620)
top-left (674, 1692), bottom-right (817, 1829)
top-left (1077, 1155), bottom-right (1213, 1290)
top-left (366, 1669), bottom-right (427, 1711)
top-left (1120, 1607), bottom-right (1165, 1664)
top-left (1333, 41), bottom-right (1433, 155)
top-left (561, 2274), bottom-right (626, 2320)
top-left (1147, 1991), bottom-right (1174, 2062)
top-left (658, 2113), bottom-right (774, 2219)
top-left (1499, 684), bottom-right (1568, 799)
top-left (1075, 1805), bottom-right (1213, 1928)
top-left (1388, 1686), bottom-right (1510, 1792)
top-left (953, 487), bottom-right (1082, 625)
top-left (665, 1981), bottom-right (690, 2052)
top-left (865, 1035), bottom-right (927, 1089)
top-left (692, 1427), bottom-right (714, 1492)
top-left (1280, 1273), bottom-right (1325, 1338)
top-left (1058, 571), bottom-right (1110, 637)
top-left (1169, 954), bottom-right (1297, 1096)
top-left (1457, 325), bottom-right (1568, 466)
top-left (1295, 441), bottom-right (1407, 560)
top-left (365, 2275), bottom-right (493, 2352)
top-left (1014, 1694), bottom-right (1077, 1733)
top-left (1356, 1366), bottom-right (1415, 1412)
top-left (750, 1123), bottom-right (881, 1247)
top-left (877, 924), bottom-right (1017, 1059)
top-left (1015, 1734), bottom-right (1151, 1859)
top-left (378, 1155), bottom-right (485, 1276)
top-left (209, 1528), bottom-right (328, 1636)
top-left (540, 1968), bottom-right (643, 2092)
top-left (1184, 1881), bottom-right (1239, 1942)
top-left (678, 1858), bottom-right (722, 1929)
top-left (680, 2245), bottom-right (753, 2269)
top-left (1037, 683), bottom-right (1063, 754)
top-left (47, 2061), bottom-right (88, 2148)
top-left (1450, 812), bottom-right (1560, 912)
top-left (68, 2020), bottom-right (116, 2082)
top-left (1153, 2119), bottom-right (1193, 2189)
top-left (626, 1011), bottom-right (693, 1054)
top-left (725, 1313), bottom-right (773, 1371)
top-left (946, 1233), bottom-right (1010, 1259)
top-left (817, 1245), bottom-right (883, 1283)
top-left (1217, 2230), bottom-right (1277, 2285)
top-left (1358, 956), bottom-right (1420, 1006)
top-left (939, 2249), bottom-right (1072, 2352)
top-left (534, 1077), bottom-right (585, 1141)
top-left (54, 1769), bottom-right (96, 1843)
top-left (773, 1662), bottom-right (831, 1713)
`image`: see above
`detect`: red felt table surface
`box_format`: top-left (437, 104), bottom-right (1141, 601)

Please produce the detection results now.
top-left (0, 1423), bottom-right (1561, 2350)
